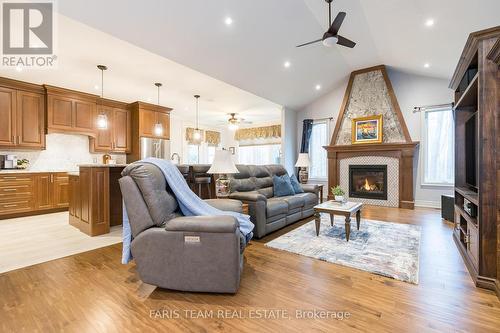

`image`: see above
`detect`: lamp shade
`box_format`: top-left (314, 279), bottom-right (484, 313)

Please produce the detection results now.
top-left (207, 150), bottom-right (239, 174)
top-left (295, 153), bottom-right (310, 167)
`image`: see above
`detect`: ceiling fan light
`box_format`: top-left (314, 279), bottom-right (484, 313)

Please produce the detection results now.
top-left (322, 36), bottom-right (338, 47)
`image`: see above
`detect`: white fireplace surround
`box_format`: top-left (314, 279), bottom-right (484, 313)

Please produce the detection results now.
top-left (339, 156), bottom-right (399, 207)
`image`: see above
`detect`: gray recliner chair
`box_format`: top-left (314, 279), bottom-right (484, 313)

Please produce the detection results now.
top-left (228, 165), bottom-right (320, 238)
top-left (119, 162), bottom-right (246, 293)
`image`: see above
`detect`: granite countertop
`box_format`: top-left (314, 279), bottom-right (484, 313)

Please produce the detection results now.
top-left (77, 164), bottom-right (128, 168)
top-left (0, 169), bottom-right (76, 174)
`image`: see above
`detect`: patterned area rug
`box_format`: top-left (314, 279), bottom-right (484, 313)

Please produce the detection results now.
top-left (265, 215), bottom-right (421, 284)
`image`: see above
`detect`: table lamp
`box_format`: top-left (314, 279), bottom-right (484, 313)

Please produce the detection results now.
top-left (207, 149), bottom-right (239, 197)
top-left (295, 153), bottom-right (310, 184)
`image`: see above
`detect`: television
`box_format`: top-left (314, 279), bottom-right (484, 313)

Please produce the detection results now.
top-left (465, 112), bottom-right (478, 191)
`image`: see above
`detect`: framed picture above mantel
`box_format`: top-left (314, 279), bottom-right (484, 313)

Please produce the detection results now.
top-left (351, 115), bottom-right (383, 144)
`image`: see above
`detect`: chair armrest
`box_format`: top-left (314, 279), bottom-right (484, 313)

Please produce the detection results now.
top-left (229, 191), bottom-right (267, 202)
top-left (165, 216), bottom-right (238, 233)
top-left (302, 184), bottom-right (320, 194)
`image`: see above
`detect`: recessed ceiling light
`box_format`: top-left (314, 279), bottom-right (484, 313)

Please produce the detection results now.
top-left (15, 65), bottom-right (23, 72)
top-left (424, 63), bottom-right (430, 68)
top-left (283, 61), bottom-right (291, 68)
top-left (315, 84), bottom-right (322, 91)
top-left (425, 18), bottom-right (434, 27)
top-left (224, 17), bottom-right (233, 26)
top-left (94, 84), bottom-right (99, 90)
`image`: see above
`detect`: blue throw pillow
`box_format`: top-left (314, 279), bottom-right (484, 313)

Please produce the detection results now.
top-left (290, 174), bottom-right (304, 194)
top-left (273, 174), bottom-right (295, 197)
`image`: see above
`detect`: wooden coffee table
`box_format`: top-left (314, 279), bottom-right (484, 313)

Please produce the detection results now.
top-left (313, 201), bottom-right (363, 241)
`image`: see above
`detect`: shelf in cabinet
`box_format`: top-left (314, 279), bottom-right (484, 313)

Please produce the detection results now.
top-left (455, 73), bottom-right (478, 109)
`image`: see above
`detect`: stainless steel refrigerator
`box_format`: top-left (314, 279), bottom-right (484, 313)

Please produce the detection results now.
top-left (139, 137), bottom-right (170, 159)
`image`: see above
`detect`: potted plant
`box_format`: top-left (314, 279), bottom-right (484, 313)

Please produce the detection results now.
top-left (331, 185), bottom-right (345, 202)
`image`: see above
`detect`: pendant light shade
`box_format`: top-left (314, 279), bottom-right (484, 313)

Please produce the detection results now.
top-left (96, 65), bottom-right (108, 130)
top-left (193, 95), bottom-right (203, 144)
top-left (154, 83), bottom-right (163, 136)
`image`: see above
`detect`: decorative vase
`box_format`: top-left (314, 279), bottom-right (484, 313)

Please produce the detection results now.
top-left (335, 195), bottom-right (344, 202)
top-left (298, 167), bottom-right (309, 184)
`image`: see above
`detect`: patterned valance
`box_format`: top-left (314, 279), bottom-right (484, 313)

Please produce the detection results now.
top-left (185, 127), bottom-right (204, 145)
top-left (205, 130), bottom-right (221, 146)
top-left (234, 125), bottom-right (281, 141)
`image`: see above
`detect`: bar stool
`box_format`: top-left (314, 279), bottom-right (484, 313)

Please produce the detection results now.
top-left (194, 176), bottom-right (212, 199)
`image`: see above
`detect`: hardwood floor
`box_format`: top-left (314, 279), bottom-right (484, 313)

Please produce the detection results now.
top-left (1, 206), bottom-right (499, 332)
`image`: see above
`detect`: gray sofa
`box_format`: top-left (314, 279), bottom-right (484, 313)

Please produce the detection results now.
top-left (119, 162), bottom-right (247, 293)
top-left (228, 165), bottom-right (320, 238)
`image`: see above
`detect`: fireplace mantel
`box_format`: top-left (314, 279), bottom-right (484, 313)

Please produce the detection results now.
top-left (325, 142), bottom-right (419, 209)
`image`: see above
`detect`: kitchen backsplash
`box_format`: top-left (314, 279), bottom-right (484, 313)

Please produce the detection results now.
top-left (0, 133), bottom-right (126, 172)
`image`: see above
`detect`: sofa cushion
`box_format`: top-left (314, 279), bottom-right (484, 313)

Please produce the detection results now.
top-left (295, 192), bottom-right (318, 207)
top-left (266, 198), bottom-right (288, 217)
top-left (290, 175), bottom-right (304, 194)
top-left (273, 174), bottom-right (295, 197)
top-left (122, 163), bottom-right (178, 227)
top-left (281, 195), bottom-right (305, 210)
top-left (257, 187), bottom-right (274, 198)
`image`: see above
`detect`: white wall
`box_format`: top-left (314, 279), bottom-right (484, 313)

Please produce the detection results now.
top-left (297, 68), bottom-right (454, 208)
top-left (281, 107), bottom-right (298, 175)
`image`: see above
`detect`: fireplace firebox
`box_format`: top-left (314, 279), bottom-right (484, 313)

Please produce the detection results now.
top-left (349, 165), bottom-right (388, 200)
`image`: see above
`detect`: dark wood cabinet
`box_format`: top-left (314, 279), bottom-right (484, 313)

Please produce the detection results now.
top-left (46, 85), bottom-right (97, 137)
top-left (0, 78), bottom-right (45, 150)
top-left (92, 105), bottom-right (114, 151)
top-left (139, 109), bottom-right (156, 137)
top-left (113, 108), bottom-right (131, 151)
top-left (451, 27), bottom-right (500, 298)
top-left (53, 174), bottom-right (69, 208)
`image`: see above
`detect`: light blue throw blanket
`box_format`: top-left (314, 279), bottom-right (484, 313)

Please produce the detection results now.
top-left (122, 158), bottom-right (254, 264)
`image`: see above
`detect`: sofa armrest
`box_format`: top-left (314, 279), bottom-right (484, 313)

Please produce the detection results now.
top-left (165, 216), bottom-right (238, 233)
top-left (229, 191), bottom-right (267, 202)
top-left (204, 199), bottom-right (243, 213)
top-left (302, 184), bottom-right (320, 194)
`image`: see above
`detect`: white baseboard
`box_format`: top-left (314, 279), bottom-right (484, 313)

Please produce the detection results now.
top-left (414, 200), bottom-right (441, 209)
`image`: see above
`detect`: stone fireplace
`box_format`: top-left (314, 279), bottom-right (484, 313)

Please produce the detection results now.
top-left (349, 165), bottom-right (387, 200)
top-left (324, 65), bottom-right (419, 209)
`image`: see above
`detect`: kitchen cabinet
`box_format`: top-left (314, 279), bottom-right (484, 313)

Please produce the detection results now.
top-left (45, 85), bottom-right (97, 137)
top-left (0, 78), bottom-right (45, 150)
top-left (90, 100), bottom-right (131, 153)
top-left (0, 172), bottom-right (68, 218)
top-left (133, 102), bottom-right (171, 139)
top-left (68, 166), bottom-right (124, 236)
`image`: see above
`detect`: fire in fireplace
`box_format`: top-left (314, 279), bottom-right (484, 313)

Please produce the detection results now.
top-left (349, 165), bottom-right (388, 200)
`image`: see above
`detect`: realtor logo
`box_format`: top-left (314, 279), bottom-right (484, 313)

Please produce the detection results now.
top-left (1, 1), bottom-right (56, 68)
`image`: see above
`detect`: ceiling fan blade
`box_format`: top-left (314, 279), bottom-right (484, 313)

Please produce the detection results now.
top-left (296, 38), bottom-right (323, 48)
top-left (337, 35), bottom-right (356, 48)
top-left (328, 12), bottom-right (346, 35)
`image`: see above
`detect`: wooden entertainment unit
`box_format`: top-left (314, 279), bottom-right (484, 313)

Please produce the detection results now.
top-left (450, 26), bottom-right (499, 298)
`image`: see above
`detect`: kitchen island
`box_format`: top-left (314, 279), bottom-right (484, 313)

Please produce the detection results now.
top-left (69, 164), bottom-right (126, 236)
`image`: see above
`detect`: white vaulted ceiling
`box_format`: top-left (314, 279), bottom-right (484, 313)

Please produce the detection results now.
top-left (55, 0), bottom-right (500, 111)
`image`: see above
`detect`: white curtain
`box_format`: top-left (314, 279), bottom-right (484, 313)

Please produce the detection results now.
top-left (424, 108), bottom-right (454, 184)
top-left (309, 121), bottom-right (328, 179)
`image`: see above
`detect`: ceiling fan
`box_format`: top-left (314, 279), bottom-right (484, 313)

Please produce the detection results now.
top-left (297, 0), bottom-right (356, 49)
top-left (226, 113), bottom-right (251, 130)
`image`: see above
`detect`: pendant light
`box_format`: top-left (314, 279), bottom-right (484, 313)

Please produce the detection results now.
top-left (96, 65), bottom-right (108, 130)
top-left (193, 95), bottom-right (202, 144)
top-left (153, 83), bottom-right (163, 136)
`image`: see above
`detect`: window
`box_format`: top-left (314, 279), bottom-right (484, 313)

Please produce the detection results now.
top-left (423, 107), bottom-right (454, 185)
top-left (207, 146), bottom-right (216, 164)
top-left (238, 144), bottom-right (281, 165)
top-left (308, 121), bottom-right (328, 180)
top-left (186, 144), bottom-right (199, 164)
